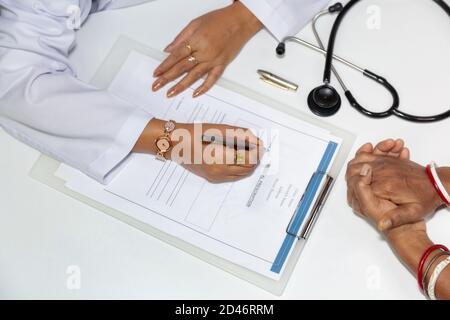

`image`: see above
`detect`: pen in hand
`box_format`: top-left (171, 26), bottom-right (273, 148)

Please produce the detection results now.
top-left (201, 134), bottom-right (263, 151)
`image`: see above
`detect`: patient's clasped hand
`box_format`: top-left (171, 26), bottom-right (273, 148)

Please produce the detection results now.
top-left (346, 139), bottom-right (450, 300)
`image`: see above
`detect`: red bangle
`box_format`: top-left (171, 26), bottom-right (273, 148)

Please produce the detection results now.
top-left (417, 244), bottom-right (449, 292)
top-left (426, 165), bottom-right (450, 206)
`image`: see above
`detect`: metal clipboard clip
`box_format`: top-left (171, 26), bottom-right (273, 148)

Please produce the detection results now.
top-left (286, 172), bottom-right (334, 240)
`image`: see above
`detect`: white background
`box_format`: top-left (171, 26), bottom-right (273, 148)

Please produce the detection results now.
top-left (1, 0), bottom-right (449, 299)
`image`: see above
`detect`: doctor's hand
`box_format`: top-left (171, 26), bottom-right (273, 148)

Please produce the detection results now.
top-left (134, 119), bottom-right (265, 183)
top-left (152, 1), bottom-right (262, 98)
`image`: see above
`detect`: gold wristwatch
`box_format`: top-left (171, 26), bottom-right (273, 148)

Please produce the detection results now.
top-left (155, 120), bottom-right (176, 161)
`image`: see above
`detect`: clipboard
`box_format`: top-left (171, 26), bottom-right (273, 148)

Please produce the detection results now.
top-left (29, 36), bottom-right (355, 295)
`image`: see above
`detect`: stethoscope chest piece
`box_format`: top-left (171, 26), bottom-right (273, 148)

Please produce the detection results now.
top-left (277, 0), bottom-right (450, 123)
top-left (307, 84), bottom-right (341, 117)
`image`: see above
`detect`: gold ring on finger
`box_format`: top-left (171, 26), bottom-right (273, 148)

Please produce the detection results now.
top-left (187, 55), bottom-right (198, 64)
top-left (235, 150), bottom-right (246, 165)
top-left (185, 43), bottom-right (193, 55)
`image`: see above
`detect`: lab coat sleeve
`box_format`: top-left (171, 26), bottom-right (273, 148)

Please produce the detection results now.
top-left (0, 0), bottom-right (154, 184)
top-left (239, 0), bottom-right (330, 40)
top-left (93, 0), bottom-right (156, 11)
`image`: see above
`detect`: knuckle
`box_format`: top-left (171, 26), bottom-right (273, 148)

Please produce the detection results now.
top-left (163, 71), bottom-right (177, 81)
top-left (390, 212), bottom-right (401, 224)
top-left (180, 63), bottom-right (191, 73)
top-left (384, 180), bottom-right (396, 192)
top-left (211, 71), bottom-right (223, 79)
top-left (356, 179), bottom-right (366, 189)
top-left (173, 51), bottom-right (183, 60)
top-left (191, 70), bottom-right (204, 79)
top-left (408, 204), bottom-right (422, 216)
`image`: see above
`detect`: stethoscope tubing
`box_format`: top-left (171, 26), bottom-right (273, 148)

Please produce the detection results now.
top-left (279, 35), bottom-right (399, 119)
top-left (279, 0), bottom-right (450, 123)
top-left (313, 5), bottom-right (399, 119)
top-left (324, 0), bottom-right (450, 122)
top-left (279, 36), bottom-right (365, 75)
top-left (312, 10), bottom-right (348, 91)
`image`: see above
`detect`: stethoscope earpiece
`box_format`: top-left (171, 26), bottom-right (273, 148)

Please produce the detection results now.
top-left (276, 42), bottom-right (286, 56)
top-left (328, 2), bottom-right (344, 13)
top-left (307, 84), bottom-right (341, 117)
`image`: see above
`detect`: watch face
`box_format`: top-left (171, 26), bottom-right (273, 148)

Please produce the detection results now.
top-left (156, 137), bottom-right (171, 151)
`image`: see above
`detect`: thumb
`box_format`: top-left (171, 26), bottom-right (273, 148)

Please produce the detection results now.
top-left (378, 204), bottom-right (422, 232)
top-left (354, 164), bottom-right (380, 214)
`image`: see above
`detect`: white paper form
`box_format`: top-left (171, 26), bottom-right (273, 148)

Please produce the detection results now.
top-left (56, 51), bottom-right (341, 279)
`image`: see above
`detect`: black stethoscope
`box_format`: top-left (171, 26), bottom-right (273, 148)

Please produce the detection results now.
top-left (276, 0), bottom-right (450, 122)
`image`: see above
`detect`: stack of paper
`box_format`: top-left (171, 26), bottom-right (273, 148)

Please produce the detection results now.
top-left (56, 51), bottom-right (341, 279)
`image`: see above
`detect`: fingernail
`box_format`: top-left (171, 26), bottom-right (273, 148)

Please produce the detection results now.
top-left (167, 89), bottom-right (177, 98)
top-left (193, 89), bottom-right (203, 98)
top-left (378, 219), bottom-right (392, 231)
top-left (360, 164), bottom-right (371, 176)
top-left (152, 79), bottom-right (163, 91)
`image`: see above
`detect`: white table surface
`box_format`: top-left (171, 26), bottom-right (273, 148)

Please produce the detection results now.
top-left (1, 0), bottom-right (449, 299)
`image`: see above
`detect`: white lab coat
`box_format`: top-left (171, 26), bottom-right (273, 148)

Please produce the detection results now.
top-left (0, 0), bottom-right (328, 183)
